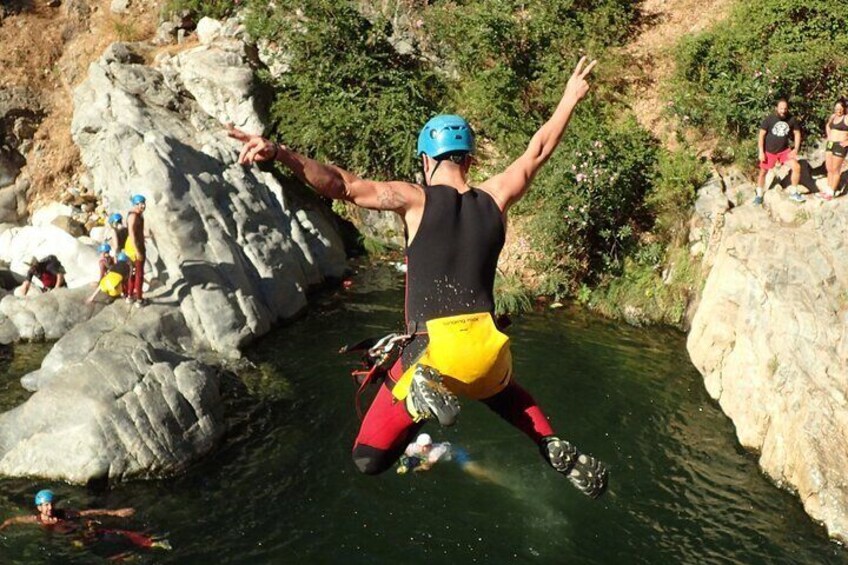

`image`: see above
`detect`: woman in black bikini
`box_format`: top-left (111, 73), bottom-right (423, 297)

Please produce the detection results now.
top-left (824, 98), bottom-right (848, 199)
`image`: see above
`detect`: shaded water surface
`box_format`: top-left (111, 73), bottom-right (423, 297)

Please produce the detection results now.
top-left (0, 266), bottom-right (844, 563)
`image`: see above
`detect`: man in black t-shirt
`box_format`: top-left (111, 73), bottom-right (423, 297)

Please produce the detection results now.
top-left (755, 99), bottom-right (803, 205)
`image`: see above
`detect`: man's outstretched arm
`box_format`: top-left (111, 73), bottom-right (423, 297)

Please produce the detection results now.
top-left (78, 508), bottom-right (135, 518)
top-left (228, 127), bottom-right (423, 214)
top-left (481, 56), bottom-right (597, 211)
top-left (0, 516), bottom-right (37, 530)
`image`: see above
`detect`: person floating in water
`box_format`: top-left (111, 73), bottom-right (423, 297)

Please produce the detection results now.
top-left (229, 57), bottom-right (608, 498)
top-left (0, 489), bottom-right (170, 551)
top-left (397, 433), bottom-right (504, 486)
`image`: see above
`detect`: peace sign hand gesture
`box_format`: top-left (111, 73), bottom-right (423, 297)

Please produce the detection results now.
top-left (563, 56), bottom-right (598, 105)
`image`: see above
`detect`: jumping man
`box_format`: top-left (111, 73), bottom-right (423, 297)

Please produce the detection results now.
top-left (230, 57), bottom-right (608, 498)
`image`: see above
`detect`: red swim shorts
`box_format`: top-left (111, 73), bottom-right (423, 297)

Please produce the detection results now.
top-left (759, 148), bottom-right (794, 171)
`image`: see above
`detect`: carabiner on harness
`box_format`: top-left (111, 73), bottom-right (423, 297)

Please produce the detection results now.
top-left (340, 332), bottom-right (413, 419)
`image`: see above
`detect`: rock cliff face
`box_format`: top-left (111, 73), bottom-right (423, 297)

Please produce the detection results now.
top-left (0, 23), bottom-right (346, 482)
top-left (687, 167), bottom-right (848, 541)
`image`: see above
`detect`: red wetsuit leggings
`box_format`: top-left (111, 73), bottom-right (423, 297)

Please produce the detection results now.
top-left (351, 360), bottom-right (554, 475)
top-left (128, 260), bottom-right (144, 300)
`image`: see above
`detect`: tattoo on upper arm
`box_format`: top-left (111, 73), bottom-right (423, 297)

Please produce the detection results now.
top-left (377, 185), bottom-right (405, 210)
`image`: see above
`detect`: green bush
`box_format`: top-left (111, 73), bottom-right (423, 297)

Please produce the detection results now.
top-left (670, 0), bottom-right (848, 149)
top-left (243, 0), bottom-right (444, 180)
top-left (423, 0), bottom-right (641, 156)
top-left (163, 0), bottom-right (238, 19)
top-left (588, 245), bottom-right (700, 326)
top-left (516, 107), bottom-right (659, 296)
top-left (645, 149), bottom-right (711, 244)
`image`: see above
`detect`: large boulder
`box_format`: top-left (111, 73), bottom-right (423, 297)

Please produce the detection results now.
top-left (0, 303), bottom-right (223, 481)
top-left (688, 170), bottom-right (848, 542)
top-left (0, 225), bottom-right (100, 288)
top-left (0, 87), bottom-right (44, 190)
top-left (0, 287), bottom-right (104, 344)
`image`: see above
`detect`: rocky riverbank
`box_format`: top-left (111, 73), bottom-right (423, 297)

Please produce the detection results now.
top-left (687, 157), bottom-right (848, 542)
top-left (0, 20), bottom-right (346, 482)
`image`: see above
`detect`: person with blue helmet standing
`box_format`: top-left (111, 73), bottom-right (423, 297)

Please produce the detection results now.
top-left (108, 212), bottom-right (128, 255)
top-left (228, 57), bottom-right (608, 498)
top-left (125, 194), bottom-right (147, 307)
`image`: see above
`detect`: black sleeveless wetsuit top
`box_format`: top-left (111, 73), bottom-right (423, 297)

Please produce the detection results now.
top-left (401, 184), bottom-right (505, 366)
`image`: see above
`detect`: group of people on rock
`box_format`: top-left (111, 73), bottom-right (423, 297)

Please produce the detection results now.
top-left (754, 97), bottom-right (848, 204)
top-left (86, 194), bottom-right (148, 307)
top-left (17, 194), bottom-right (149, 308)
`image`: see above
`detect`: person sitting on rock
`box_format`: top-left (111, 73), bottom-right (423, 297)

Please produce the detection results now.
top-left (97, 242), bottom-right (114, 278)
top-left (0, 489), bottom-right (170, 552)
top-left (86, 252), bottom-right (131, 304)
top-left (19, 255), bottom-right (66, 296)
top-left (125, 195), bottom-right (147, 307)
top-left (108, 212), bottom-right (128, 255)
top-left (755, 99), bottom-right (804, 205)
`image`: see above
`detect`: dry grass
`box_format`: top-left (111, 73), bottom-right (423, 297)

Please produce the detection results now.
top-left (624, 0), bottom-right (735, 150)
top-left (0, 1), bottom-right (161, 209)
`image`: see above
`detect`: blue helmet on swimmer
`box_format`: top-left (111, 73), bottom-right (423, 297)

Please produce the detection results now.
top-left (131, 194), bottom-right (146, 206)
top-left (417, 114), bottom-right (475, 160)
top-left (116, 251), bottom-right (129, 263)
top-left (98, 243), bottom-right (111, 254)
top-left (108, 213), bottom-right (123, 226)
top-left (34, 489), bottom-right (54, 506)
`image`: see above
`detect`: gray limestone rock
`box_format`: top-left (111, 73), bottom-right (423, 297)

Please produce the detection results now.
top-left (0, 32), bottom-right (347, 484)
top-left (688, 171), bottom-right (848, 542)
top-left (0, 287), bottom-right (105, 345)
top-left (110, 0), bottom-right (130, 15)
top-left (0, 304), bottom-right (222, 481)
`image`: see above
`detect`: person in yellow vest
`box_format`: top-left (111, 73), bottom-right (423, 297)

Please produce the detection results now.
top-left (86, 252), bottom-right (131, 304)
top-left (125, 194), bottom-right (147, 307)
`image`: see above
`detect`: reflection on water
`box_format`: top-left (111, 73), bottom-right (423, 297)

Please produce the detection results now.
top-left (0, 266), bottom-right (845, 564)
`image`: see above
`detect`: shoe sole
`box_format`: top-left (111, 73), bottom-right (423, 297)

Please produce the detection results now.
top-left (411, 369), bottom-right (460, 426)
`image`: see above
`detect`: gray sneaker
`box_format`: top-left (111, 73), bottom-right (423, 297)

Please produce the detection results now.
top-left (541, 436), bottom-right (609, 499)
top-left (789, 192), bottom-right (805, 203)
top-left (408, 365), bottom-right (460, 426)
top-left (752, 195), bottom-right (764, 206)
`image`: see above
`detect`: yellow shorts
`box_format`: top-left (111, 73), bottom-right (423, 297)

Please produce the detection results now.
top-left (392, 312), bottom-right (512, 401)
top-left (99, 271), bottom-right (124, 297)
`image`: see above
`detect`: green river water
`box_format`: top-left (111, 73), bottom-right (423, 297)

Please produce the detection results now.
top-left (0, 265), bottom-right (845, 564)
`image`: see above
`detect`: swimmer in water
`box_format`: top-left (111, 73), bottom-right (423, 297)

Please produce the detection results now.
top-left (0, 489), bottom-right (170, 551)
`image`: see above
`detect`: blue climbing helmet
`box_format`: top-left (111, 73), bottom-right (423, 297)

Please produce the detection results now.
top-left (34, 489), bottom-right (54, 506)
top-left (108, 213), bottom-right (123, 226)
top-left (131, 194), bottom-right (146, 206)
top-left (417, 114), bottom-right (475, 159)
top-left (98, 243), bottom-right (111, 254)
top-left (116, 251), bottom-right (129, 263)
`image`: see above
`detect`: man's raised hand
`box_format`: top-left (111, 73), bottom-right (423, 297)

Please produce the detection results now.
top-left (228, 125), bottom-right (278, 165)
top-left (563, 56), bottom-right (598, 105)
